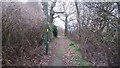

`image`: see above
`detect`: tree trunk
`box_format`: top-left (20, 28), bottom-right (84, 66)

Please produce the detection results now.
top-left (117, 2), bottom-right (120, 65)
top-left (65, 16), bottom-right (68, 36)
top-left (75, 2), bottom-right (81, 41)
top-left (49, 0), bottom-right (57, 24)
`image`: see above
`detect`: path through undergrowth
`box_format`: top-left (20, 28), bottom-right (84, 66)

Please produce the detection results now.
top-left (39, 35), bottom-right (89, 66)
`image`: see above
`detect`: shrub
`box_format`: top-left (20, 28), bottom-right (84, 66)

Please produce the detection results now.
top-left (52, 25), bottom-right (58, 38)
top-left (2, 2), bottom-right (45, 66)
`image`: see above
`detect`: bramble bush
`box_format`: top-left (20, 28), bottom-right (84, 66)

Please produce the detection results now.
top-left (2, 2), bottom-right (45, 66)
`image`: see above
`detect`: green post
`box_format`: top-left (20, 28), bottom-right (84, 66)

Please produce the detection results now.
top-left (45, 0), bottom-right (48, 55)
top-left (46, 27), bottom-right (49, 55)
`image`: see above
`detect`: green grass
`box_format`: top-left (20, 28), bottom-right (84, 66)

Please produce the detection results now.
top-left (79, 58), bottom-right (89, 66)
top-left (69, 42), bottom-right (81, 52)
top-left (69, 42), bottom-right (75, 46)
top-left (74, 58), bottom-right (89, 66)
top-left (69, 42), bottom-right (89, 66)
top-left (76, 48), bottom-right (81, 52)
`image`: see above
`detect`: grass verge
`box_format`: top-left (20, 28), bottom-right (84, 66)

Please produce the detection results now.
top-left (69, 42), bottom-right (89, 66)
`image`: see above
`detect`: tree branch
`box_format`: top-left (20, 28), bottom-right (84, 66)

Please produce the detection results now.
top-left (58, 16), bottom-right (65, 22)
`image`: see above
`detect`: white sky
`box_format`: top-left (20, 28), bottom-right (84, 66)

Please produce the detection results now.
top-left (18, 0), bottom-right (28, 2)
top-left (12, 0), bottom-right (119, 29)
top-left (2, 0), bottom-right (120, 2)
top-left (17, 0), bottom-right (72, 29)
top-left (53, 1), bottom-right (76, 29)
top-left (54, 18), bottom-right (65, 29)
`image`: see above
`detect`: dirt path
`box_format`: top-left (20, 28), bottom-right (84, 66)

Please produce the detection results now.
top-left (48, 36), bottom-right (67, 66)
top-left (39, 35), bottom-right (89, 66)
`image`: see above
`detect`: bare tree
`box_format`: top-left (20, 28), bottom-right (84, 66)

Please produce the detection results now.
top-left (58, 2), bottom-right (76, 36)
top-left (72, 2), bottom-right (119, 66)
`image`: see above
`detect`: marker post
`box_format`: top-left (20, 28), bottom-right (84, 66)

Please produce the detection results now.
top-left (45, 0), bottom-right (49, 55)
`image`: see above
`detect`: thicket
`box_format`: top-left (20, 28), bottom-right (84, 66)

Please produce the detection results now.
top-left (67, 2), bottom-right (119, 66)
top-left (48, 24), bottom-right (58, 38)
top-left (2, 2), bottom-right (46, 66)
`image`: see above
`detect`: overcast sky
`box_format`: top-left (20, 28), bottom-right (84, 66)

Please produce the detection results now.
top-left (17, 0), bottom-right (66, 29)
top-left (16, 0), bottom-right (119, 29)
top-left (54, 18), bottom-right (65, 29)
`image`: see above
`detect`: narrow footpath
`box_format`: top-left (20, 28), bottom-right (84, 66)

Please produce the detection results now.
top-left (39, 35), bottom-right (89, 66)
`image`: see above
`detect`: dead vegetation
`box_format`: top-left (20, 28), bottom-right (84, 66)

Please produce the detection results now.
top-left (2, 2), bottom-right (46, 66)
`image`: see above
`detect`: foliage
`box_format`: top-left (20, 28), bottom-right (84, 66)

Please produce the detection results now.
top-left (52, 25), bottom-right (58, 38)
top-left (48, 24), bottom-right (58, 38)
top-left (78, 58), bottom-right (89, 66)
top-left (68, 42), bottom-right (88, 66)
top-left (69, 42), bottom-right (74, 46)
top-left (2, 2), bottom-right (45, 66)
top-left (67, 2), bottom-right (119, 66)
top-left (69, 42), bottom-right (81, 52)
